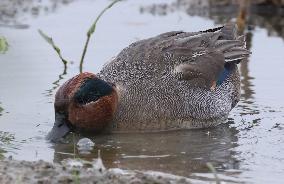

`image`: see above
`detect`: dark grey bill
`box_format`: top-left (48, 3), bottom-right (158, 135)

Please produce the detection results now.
top-left (46, 113), bottom-right (71, 142)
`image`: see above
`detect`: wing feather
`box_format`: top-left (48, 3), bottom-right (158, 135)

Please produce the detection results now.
top-left (162, 23), bottom-right (250, 89)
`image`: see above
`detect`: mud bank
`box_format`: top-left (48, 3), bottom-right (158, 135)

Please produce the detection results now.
top-left (0, 158), bottom-right (194, 184)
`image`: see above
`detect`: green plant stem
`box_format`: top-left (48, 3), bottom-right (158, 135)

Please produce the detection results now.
top-left (38, 30), bottom-right (68, 66)
top-left (79, 0), bottom-right (121, 73)
top-left (79, 36), bottom-right (90, 73)
top-left (206, 162), bottom-right (220, 184)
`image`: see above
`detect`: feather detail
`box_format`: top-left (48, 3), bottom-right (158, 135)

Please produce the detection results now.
top-left (171, 23), bottom-right (250, 88)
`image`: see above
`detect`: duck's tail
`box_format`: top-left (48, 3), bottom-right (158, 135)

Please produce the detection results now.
top-left (201, 23), bottom-right (250, 64)
top-left (219, 23), bottom-right (250, 64)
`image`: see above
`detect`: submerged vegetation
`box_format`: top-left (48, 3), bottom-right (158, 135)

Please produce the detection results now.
top-left (0, 36), bottom-right (8, 53)
top-left (0, 131), bottom-right (15, 159)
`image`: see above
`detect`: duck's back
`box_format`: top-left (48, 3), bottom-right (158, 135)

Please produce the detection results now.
top-left (98, 24), bottom-right (249, 132)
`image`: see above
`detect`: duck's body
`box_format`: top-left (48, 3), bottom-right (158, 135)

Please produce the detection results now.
top-left (48, 24), bottom-right (249, 141)
top-left (98, 25), bottom-right (245, 132)
top-left (99, 69), bottom-right (239, 132)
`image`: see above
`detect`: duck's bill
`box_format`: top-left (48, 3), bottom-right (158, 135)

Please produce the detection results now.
top-left (46, 113), bottom-right (71, 143)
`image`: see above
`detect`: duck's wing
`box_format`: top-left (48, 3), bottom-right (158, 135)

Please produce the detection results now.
top-left (163, 23), bottom-right (250, 89)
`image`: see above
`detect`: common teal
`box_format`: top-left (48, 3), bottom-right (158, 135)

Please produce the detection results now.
top-left (47, 23), bottom-right (250, 141)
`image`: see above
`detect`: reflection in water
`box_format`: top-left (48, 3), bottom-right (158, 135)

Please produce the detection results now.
top-left (140, 0), bottom-right (284, 40)
top-left (44, 65), bottom-right (67, 97)
top-left (0, 0), bottom-right (76, 28)
top-left (235, 1), bottom-right (258, 116)
top-left (52, 124), bottom-right (240, 182)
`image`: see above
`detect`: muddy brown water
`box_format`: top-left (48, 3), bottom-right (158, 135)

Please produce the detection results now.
top-left (0, 0), bottom-right (284, 183)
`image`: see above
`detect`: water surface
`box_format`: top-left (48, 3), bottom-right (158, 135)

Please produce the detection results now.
top-left (0, 0), bottom-right (284, 183)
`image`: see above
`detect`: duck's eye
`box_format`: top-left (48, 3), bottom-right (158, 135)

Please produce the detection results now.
top-left (73, 78), bottom-right (113, 105)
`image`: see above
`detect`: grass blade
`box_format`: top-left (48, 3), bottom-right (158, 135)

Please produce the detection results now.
top-left (38, 29), bottom-right (68, 65)
top-left (79, 0), bottom-right (122, 73)
top-left (87, 0), bottom-right (122, 37)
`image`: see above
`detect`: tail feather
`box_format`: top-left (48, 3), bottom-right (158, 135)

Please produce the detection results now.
top-left (215, 40), bottom-right (243, 52)
top-left (224, 48), bottom-right (251, 62)
top-left (219, 23), bottom-right (250, 63)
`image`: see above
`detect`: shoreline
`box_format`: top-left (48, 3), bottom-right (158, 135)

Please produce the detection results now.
top-left (0, 158), bottom-right (195, 184)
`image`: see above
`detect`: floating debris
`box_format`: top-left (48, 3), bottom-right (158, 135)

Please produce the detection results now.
top-left (77, 138), bottom-right (95, 154)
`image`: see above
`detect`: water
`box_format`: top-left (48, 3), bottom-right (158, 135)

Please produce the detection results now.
top-left (1, 0), bottom-right (284, 183)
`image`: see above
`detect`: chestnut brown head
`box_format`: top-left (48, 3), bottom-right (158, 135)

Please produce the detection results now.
top-left (47, 72), bottom-right (118, 142)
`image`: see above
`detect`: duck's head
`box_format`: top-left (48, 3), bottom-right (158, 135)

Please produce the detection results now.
top-left (47, 72), bottom-right (118, 142)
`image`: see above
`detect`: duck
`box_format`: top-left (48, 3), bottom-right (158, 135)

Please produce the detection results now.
top-left (47, 23), bottom-right (250, 142)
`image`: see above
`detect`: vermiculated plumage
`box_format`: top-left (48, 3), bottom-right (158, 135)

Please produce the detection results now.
top-left (97, 23), bottom-right (249, 132)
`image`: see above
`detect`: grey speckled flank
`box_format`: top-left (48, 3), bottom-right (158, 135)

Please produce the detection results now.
top-left (98, 24), bottom-right (249, 132)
